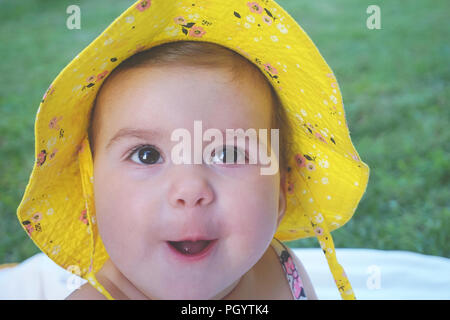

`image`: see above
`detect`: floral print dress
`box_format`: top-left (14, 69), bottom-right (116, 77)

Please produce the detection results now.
top-left (271, 237), bottom-right (308, 300)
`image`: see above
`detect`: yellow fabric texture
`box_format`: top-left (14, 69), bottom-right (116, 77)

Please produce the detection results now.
top-left (17, 0), bottom-right (369, 300)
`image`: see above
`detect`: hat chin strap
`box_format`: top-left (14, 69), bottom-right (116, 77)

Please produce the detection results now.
top-left (308, 212), bottom-right (356, 300)
top-left (78, 135), bottom-right (114, 300)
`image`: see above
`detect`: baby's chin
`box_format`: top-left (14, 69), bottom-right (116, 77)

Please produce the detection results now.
top-left (124, 257), bottom-right (243, 300)
top-left (135, 277), bottom-right (234, 300)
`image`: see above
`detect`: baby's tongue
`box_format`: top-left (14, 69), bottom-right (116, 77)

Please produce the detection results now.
top-left (171, 240), bottom-right (211, 255)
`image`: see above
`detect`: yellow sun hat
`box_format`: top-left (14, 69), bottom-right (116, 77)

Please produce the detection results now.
top-left (17, 0), bottom-right (369, 300)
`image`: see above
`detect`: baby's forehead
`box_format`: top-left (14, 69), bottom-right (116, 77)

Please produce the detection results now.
top-left (98, 56), bottom-right (271, 96)
top-left (93, 65), bottom-right (273, 121)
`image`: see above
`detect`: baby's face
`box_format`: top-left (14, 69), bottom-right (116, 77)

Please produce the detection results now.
top-left (91, 64), bottom-right (286, 299)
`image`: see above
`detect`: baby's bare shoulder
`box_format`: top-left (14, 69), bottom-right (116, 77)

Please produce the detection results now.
top-left (65, 282), bottom-right (107, 300)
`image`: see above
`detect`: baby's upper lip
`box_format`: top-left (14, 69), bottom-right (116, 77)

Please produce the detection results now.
top-left (168, 237), bottom-right (217, 242)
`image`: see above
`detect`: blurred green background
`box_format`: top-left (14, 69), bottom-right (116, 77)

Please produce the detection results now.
top-left (0, 0), bottom-right (449, 264)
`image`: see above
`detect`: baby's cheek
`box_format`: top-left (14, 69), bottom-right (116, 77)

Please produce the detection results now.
top-left (248, 176), bottom-right (280, 215)
top-left (225, 185), bottom-right (278, 238)
top-left (94, 184), bottom-right (133, 251)
top-left (96, 203), bottom-right (145, 268)
top-left (95, 200), bottom-right (123, 245)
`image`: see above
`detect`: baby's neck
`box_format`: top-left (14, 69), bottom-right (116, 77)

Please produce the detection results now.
top-left (95, 259), bottom-right (147, 299)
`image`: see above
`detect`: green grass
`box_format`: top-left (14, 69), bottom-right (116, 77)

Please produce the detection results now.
top-left (1, 0), bottom-right (449, 263)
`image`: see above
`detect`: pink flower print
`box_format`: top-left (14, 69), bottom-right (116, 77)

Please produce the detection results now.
top-left (86, 75), bottom-right (96, 83)
top-left (22, 221), bottom-right (34, 236)
top-left (263, 63), bottom-right (278, 75)
top-left (25, 225), bottom-right (34, 236)
top-left (174, 16), bottom-right (186, 25)
top-left (37, 150), bottom-right (47, 167)
top-left (262, 15), bottom-right (272, 25)
top-left (287, 182), bottom-right (294, 194)
top-left (31, 212), bottom-right (42, 223)
top-left (79, 209), bottom-right (89, 225)
top-left (188, 25), bottom-right (206, 38)
top-left (350, 153), bottom-right (360, 161)
top-left (295, 154), bottom-right (307, 168)
top-left (284, 257), bottom-right (296, 275)
top-left (49, 116), bottom-right (62, 130)
top-left (293, 278), bottom-right (303, 298)
top-left (314, 226), bottom-right (324, 236)
top-left (136, 0), bottom-right (151, 12)
top-left (247, 2), bottom-right (263, 14)
top-left (96, 70), bottom-right (109, 82)
top-left (49, 149), bottom-right (58, 160)
top-left (49, 118), bottom-right (57, 129)
top-left (315, 132), bottom-right (328, 144)
top-left (306, 162), bottom-right (315, 171)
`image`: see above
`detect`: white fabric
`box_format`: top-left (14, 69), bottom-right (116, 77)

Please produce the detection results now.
top-left (0, 249), bottom-right (449, 300)
top-left (0, 252), bottom-right (87, 300)
top-left (295, 248), bottom-right (450, 300)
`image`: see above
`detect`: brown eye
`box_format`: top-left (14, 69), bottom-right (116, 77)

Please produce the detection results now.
top-left (130, 145), bottom-right (162, 165)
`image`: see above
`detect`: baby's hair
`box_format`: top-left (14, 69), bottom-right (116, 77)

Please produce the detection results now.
top-left (88, 40), bottom-right (293, 179)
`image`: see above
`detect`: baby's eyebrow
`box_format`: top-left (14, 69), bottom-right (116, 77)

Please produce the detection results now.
top-left (106, 128), bottom-right (163, 149)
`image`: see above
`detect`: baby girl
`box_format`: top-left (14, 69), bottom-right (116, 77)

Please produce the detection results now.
top-left (18, 0), bottom-right (369, 301)
top-left (66, 40), bottom-right (317, 300)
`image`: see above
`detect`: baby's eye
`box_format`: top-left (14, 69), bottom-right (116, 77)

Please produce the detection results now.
top-left (129, 145), bottom-right (162, 165)
top-left (211, 145), bottom-right (248, 165)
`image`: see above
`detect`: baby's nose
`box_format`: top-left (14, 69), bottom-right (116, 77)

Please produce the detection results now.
top-left (168, 167), bottom-right (214, 209)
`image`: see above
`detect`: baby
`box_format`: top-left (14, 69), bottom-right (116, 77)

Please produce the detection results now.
top-left (66, 40), bottom-right (317, 300)
top-left (18, 0), bottom-right (368, 301)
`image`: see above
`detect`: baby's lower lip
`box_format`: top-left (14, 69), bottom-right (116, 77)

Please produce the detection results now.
top-left (166, 239), bottom-right (218, 262)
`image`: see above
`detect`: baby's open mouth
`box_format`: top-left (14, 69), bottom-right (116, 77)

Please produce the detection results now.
top-left (167, 240), bottom-right (215, 255)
